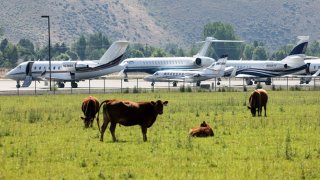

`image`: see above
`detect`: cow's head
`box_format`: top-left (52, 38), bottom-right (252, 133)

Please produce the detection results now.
top-left (81, 116), bottom-right (93, 128)
top-left (151, 100), bottom-right (168, 115)
top-left (200, 121), bottom-right (208, 127)
top-left (247, 106), bottom-right (256, 117)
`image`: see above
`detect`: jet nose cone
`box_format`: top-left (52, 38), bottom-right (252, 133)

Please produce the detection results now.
top-left (5, 70), bottom-right (13, 79)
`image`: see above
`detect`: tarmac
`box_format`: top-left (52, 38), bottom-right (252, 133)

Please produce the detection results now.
top-left (0, 76), bottom-right (318, 96)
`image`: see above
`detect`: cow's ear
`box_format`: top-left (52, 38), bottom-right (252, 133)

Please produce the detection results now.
top-left (151, 101), bottom-right (156, 105)
top-left (163, 101), bottom-right (168, 106)
top-left (247, 106), bottom-right (251, 109)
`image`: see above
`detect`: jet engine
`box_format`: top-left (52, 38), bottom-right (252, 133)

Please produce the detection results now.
top-left (195, 58), bottom-right (202, 66)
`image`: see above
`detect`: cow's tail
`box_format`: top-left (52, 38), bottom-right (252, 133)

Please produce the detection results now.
top-left (96, 100), bottom-right (112, 133)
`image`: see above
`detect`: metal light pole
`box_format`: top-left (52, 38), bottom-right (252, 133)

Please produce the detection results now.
top-left (41, 15), bottom-right (52, 91)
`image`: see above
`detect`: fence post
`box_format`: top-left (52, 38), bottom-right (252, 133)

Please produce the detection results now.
top-left (136, 78), bottom-right (139, 89)
top-left (121, 79), bottom-right (123, 93)
top-left (103, 77), bottom-right (106, 94)
top-left (34, 80), bottom-right (36, 95)
top-left (215, 78), bottom-right (217, 91)
top-left (89, 79), bottom-right (91, 94)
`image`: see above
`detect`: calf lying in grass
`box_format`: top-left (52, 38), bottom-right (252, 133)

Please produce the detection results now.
top-left (189, 121), bottom-right (214, 137)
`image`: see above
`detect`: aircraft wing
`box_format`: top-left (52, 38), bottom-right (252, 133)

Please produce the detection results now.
top-left (235, 74), bottom-right (257, 78)
top-left (41, 71), bottom-right (73, 81)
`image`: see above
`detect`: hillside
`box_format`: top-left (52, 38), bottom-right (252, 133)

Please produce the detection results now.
top-left (0, 0), bottom-right (181, 47)
top-left (143, 0), bottom-right (320, 49)
top-left (1, 0), bottom-right (320, 50)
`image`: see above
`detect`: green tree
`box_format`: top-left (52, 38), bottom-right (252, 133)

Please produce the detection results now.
top-left (151, 48), bottom-right (167, 57)
top-left (203, 22), bottom-right (242, 59)
top-left (0, 27), bottom-right (3, 37)
top-left (176, 48), bottom-right (185, 57)
top-left (0, 38), bottom-right (8, 52)
top-left (75, 35), bottom-right (86, 60)
top-left (87, 49), bottom-right (106, 60)
top-left (242, 44), bottom-right (254, 59)
top-left (165, 43), bottom-right (178, 56)
top-left (127, 49), bottom-right (144, 58)
top-left (55, 53), bottom-right (70, 60)
top-left (307, 40), bottom-right (320, 57)
top-left (66, 50), bottom-right (78, 60)
top-left (271, 45), bottom-right (293, 60)
top-left (18, 39), bottom-right (34, 54)
top-left (144, 44), bottom-right (153, 57)
top-left (252, 46), bottom-right (268, 60)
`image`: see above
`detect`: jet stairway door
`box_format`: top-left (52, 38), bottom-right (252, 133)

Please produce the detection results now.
top-left (22, 62), bottom-right (34, 87)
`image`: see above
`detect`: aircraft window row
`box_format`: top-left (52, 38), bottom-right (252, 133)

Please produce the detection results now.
top-left (236, 65), bottom-right (250, 68)
top-left (164, 72), bottom-right (184, 76)
top-left (63, 64), bottom-right (73, 67)
top-left (143, 61), bottom-right (184, 65)
top-left (33, 66), bottom-right (61, 71)
top-left (313, 66), bottom-right (320, 69)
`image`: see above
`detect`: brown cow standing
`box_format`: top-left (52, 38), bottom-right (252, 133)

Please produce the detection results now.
top-left (97, 99), bottom-right (168, 142)
top-left (189, 121), bottom-right (214, 137)
top-left (81, 96), bottom-right (100, 128)
top-left (247, 89), bottom-right (268, 117)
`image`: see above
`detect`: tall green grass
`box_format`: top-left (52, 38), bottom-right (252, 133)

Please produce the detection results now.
top-left (0, 91), bottom-right (319, 179)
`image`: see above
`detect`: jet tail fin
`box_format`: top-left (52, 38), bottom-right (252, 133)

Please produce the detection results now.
top-left (288, 36), bottom-right (309, 56)
top-left (99, 40), bottom-right (129, 64)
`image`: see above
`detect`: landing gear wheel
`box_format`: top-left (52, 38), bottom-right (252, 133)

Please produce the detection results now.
top-left (151, 82), bottom-right (155, 86)
top-left (217, 82), bottom-right (220, 85)
top-left (16, 84), bottom-right (21, 88)
top-left (173, 82), bottom-right (177, 87)
top-left (196, 81), bottom-right (200, 86)
top-left (57, 82), bottom-right (65, 88)
top-left (71, 82), bottom-right (78, 88)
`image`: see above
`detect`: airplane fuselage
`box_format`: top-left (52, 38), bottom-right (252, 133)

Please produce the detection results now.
top-left (6, 60), bottom-right (123, 82)
top-left (225, 55), bottom-right (307, 77)
top-left (121, 56), bottom-right (215, 74)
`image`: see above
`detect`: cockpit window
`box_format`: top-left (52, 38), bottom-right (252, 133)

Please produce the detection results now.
top-left (154, 73), bottom-right (159, 76)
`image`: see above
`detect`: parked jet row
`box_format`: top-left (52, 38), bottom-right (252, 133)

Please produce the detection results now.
top-left (5, 36), bottom-right (320, 88)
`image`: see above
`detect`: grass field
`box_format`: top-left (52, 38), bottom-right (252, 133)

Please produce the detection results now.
top-left (0, 91), bottom-right (319, 179)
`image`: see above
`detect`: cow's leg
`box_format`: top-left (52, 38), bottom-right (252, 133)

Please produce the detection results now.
top-left (141, 126), bottom-right (148, 142)
top-left (109, 122), bottom-right (117, 142)
top-left (264, 105), bottom-right (267, 117)
top-left (100, 112), bottom-right (110, 142)
top-left (100, 120), bottom-right (109, 142)
top-left (258, 107), bottom-right (262, 116)
top-left (90, 118), bottom-right (93, 128)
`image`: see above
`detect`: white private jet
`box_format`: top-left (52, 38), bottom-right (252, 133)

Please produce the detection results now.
top-left (119, 37), bottom-right (243, 80)
top-left (224, 36), bottom-right (309, 85)
top-left (6, 40), bottom-right (129, 88)
top-left (143, 55), bottom-right (228, 87)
